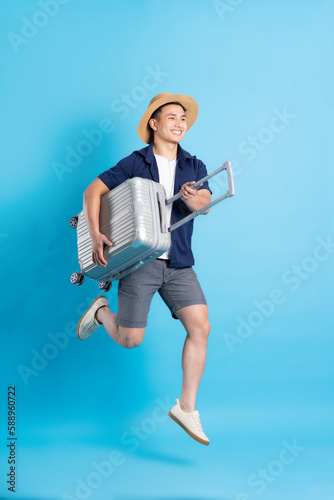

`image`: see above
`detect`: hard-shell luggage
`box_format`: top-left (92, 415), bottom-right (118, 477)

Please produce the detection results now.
top-left (69, 161), bottom-right (234, 291)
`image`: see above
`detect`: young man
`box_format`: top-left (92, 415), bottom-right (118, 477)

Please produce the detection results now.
top-left (77, 93), bottom-right (212, 445)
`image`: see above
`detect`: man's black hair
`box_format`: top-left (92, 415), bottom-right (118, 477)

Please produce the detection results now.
top-left (150, 101), bottom-right (186, 121)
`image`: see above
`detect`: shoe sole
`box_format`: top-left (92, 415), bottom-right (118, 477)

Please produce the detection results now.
top-left (168, 411), bottom-right (210, 446)
top-left (76, 295), bottom-right (106, 340)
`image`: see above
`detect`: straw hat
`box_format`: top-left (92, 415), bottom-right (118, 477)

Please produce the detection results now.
top-left (137, 92), bottom-right (199, 143)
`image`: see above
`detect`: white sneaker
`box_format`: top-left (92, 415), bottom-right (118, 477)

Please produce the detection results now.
top-left (168, 399), bottom-right (210, 445)
top-left (77, 296), bottom-right (109, 341)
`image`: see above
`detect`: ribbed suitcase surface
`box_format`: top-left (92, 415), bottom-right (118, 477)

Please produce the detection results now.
top-left (70, 161), bottom-right (234, 290)
top-left (76, 177), bottom-right (171, 283)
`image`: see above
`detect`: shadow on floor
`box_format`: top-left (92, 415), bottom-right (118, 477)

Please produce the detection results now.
top-left (129, 447), bottom-right (195, 466)
top-left (115, 497), bottom-right (228, 500)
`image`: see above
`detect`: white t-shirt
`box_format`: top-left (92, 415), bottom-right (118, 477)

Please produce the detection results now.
top-left (154, 154), bottom-right (177, 260)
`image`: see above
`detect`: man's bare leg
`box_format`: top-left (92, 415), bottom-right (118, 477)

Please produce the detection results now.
top-left (175, 304), bottom-right (210, 412)
top-left (96, 306), bottom-right (145, 348)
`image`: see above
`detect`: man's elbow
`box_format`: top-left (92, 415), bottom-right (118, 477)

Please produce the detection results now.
top-left (202, 194), bottom-right (211, 215)
top-left (83, 186), bottom-right (91, 204)
top-left (83, 179), bottom-right (106, 203)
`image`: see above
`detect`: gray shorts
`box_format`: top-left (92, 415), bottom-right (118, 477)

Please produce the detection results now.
top-left (116, 259), bottom-right (207, 328)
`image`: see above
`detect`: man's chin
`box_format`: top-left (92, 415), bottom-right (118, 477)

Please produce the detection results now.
top-left (169, 135), bottom-right (183, 143)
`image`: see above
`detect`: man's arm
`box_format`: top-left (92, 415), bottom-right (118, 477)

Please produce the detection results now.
top-left (180, 182), bottom-right (211, 214)
top-left (83, 178), bottom-right (113, 266)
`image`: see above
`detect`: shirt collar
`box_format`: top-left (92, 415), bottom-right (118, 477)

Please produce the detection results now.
top-left (138, 142), bottom-right (192, 166)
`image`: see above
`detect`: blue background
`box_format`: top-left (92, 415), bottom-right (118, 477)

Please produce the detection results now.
top-left (0, 1), bottom-right (333, 499)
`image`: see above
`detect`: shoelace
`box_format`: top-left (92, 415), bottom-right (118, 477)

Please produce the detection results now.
top-left (176, 400), bottom-right (204, 434)
top-left (190, 412), bottom-right (204, 433)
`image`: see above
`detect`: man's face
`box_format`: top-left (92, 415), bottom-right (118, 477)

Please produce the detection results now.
top-left (150, 103), bottom-right (188, 144)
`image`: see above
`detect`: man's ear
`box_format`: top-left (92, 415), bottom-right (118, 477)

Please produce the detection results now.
top-left (149, 118), bottom-right (157, 131)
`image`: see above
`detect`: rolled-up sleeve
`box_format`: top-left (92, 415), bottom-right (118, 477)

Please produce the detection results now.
top-left (98, 158), bottom-right (132, 191)
top-left (196, 160), bottom-right (212, 194)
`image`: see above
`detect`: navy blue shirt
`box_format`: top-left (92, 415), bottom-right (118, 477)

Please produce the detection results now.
top-left (98, 142), bottom-right (210, 268)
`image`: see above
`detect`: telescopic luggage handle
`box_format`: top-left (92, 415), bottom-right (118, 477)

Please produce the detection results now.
top-left (167, 161), bottom-right (234, 233)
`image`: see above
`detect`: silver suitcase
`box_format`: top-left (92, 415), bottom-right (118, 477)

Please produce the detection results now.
top-left (70, 161), bottom-right (234, 291)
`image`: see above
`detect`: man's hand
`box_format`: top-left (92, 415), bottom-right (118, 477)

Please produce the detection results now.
top-left (180, 182), bottom-right (211, 213)
top-left (180, 181), bottom-right (203, 201)
top-left (91, 232), bottom-right (113, 267)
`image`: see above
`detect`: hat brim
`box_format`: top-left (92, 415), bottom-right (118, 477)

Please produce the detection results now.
top-left (137, 93), bottom-right (199, 144)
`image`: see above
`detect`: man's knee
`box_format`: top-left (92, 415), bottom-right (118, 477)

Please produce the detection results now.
top-left (122, 338), bottom-right (143, 349)
top-left (201, 319), bottom-right (211, 339)
top-left (177, 305), bottom-right (210, 340)
top-left (190, 318), bottom-right (211, 341)
top-left (183, 321), bottom-right (210, 343)
top-left (119, 327), bottom-right (145, 349)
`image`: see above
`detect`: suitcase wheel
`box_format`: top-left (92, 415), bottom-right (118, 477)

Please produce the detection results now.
top-left (98, 280), bottom-right (112, 292)
top-left (70, 272), bottom-right (84, 286)
top-left (69, 215), bottom-right (79, 228)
